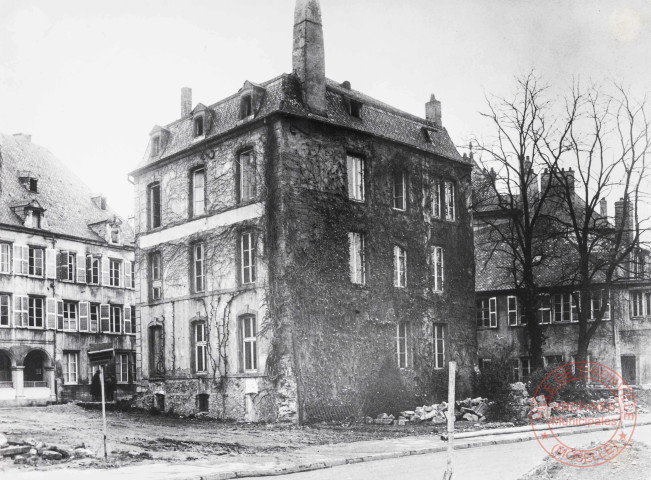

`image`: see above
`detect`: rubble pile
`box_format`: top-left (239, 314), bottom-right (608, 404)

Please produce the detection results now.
top-left (0, 433), bottom-right (94, 466)
top-left (364, 397), bottom-right (490, 426)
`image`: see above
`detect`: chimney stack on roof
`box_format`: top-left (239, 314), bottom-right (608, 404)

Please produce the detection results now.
top-left (293, 0), bottom-right (327, 115)
top-left (181, 87), bottom-right (192, 117)
top-left (425, 94), bottom-right (442, 128)
top-left (600, 198), bottom-right (608, 218)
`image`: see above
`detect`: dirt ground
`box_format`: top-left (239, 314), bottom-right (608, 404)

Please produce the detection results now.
top-left (0, 403), bottom-right (452, 471)
top-left (518, 439), bottom-right (651, 479)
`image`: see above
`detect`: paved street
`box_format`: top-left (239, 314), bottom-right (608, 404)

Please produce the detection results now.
top-left (238, 424), bottom-right (651, 480)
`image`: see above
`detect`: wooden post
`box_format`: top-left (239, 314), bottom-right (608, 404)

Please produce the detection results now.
top-left (99, 365), bottom-right (108, 461)
top-left (443, 361), bottom-right (456, 480)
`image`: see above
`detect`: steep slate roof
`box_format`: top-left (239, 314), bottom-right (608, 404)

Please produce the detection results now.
top-left (132, 74), bottom-right (465, 174)
top-left (0, 133), bottom-right (134, 244)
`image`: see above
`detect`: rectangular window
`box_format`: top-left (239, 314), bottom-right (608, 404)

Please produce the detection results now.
top-left (242, 315), bottom-right (257, 372)
top-left (520, 357), bottom-right (532, 379)
top-left (444, 181), bottom-right (456, 221)
top-left (149, 182), bottom-right (161, 229)
top-left (63, 352), bottom-right (78, 384)
top-left (194, 116), bottom-right (204, 137)
top-left (62, 301), bottom-right (77, 331)
top-left (432, 180), bottom-right (442, 219)
top-left (28, 297), bottom-right (44, 328)
top-left (397, 321), bottom-right (410, 368)
top-left (552, 293), bottom-right (572, 322)
top-left (195, 323), bottom-right (207, 373)
top-left (590, 291), bottom-right (611, 321)
top-left (110, 305), bottom-right (122, 334)
top-left (28, 246), bottom-right (44, 277)
top-left (346, 155), bottom-right (365, 201)
top-left (476, 297), bottom-right (497, 328)
top-left (433, 324), bottom-right (445, 369)
top-left (507, 296), bottom-right (519, 326)
top-left (544, 355), bottom-right (564, 367)
top-left (109, 259), bottom-right (122, 287)
top-left (241, 232), bottom-right (256, 284)
top-left (149, 251), bottom-right (162, 300)
top-left (632, 292), bottom-right (645, 317)
top-left (238, 150), bottom-right (256, 202)
top-left (61, 251), bottom-right (75, 282)
top-left (89, 304), bottom-right (99, 332)
top-left (393, 171), bottom-right (406, 210)
top-left (348, 232), bottom-right (366, 285)
top-left (151, 136), bottom-right (160, 156)
top-left (394, 245), bottom-right (407, 288)
top-left (86, 255), bottom-right (100, 285)
top-left (130, 261), bottom-right (135, 289)
top-left (240, 94), bottom-right (252, 119)
top-left (192, 243), bottom-right (205, 293)
top-left (432, 246), bottom-right (444, 292)
top-left (116, 353), bottom-right (129, 383)
top-left (0, 243), bottom-right (10, 274)
top-left (192, 168), bottom-right (205, 216)
top-left (0, 294), bottom-right (9, 327)
top-left (539, 294), bottom-right (551, 324)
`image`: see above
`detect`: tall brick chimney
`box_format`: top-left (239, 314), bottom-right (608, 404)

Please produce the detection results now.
top-left (293, 0), bottom-right (327, 115)
top-left (181, 87), bottom-right (192, 117)
top-left (425, 94), bottom-right (442, 127)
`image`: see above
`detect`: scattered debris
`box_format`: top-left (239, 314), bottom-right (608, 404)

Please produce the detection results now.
top-left (0, 437), bottom-right (95, 465)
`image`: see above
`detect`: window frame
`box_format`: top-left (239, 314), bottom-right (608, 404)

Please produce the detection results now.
top-left (194, 322), bottom-right (208, 374)
top-left (28, 296), bottom-right (44, 329)
top-left (632, 291), bottom-right (646, 318)
top-left (62, 351), bottom-right (79, 385)
top-left (148, 182), bottom-right (162, 230)
top-left (348, 232), bottom-right (366, 285)
top-left (149, 251), bottom-right (162, 301)
top-left (241, 232), bottom-right (256, 285)
top-left (61, 251), bottom-right (76, 282)
top-left (0, 243), bottom-right (10, 274)
top-left (393, 245), bottom-right (407, 288)
top-left (237, 149), bottom-right (256, 203)
top-left (109, 258), bottom-right (122, 287)
top-left (432, 246), bottom-right (444, 292)
top-left (392, 170), bottom-right (407, 211)
top-left (193, 243), bottom-right (206, 293)
top-left (476, 297), bottom-right (497, 328)
top-left (507, 295), bottom-right (519, 326)
top-left (539, 294), bottom-right (552, 324)
top-left (0, 294), bottom-right (10, 327)
top-left (191, 167), bottom-right (206, 217)
top-left (444, 180), bottom-right (456, 221)
top-left (346, 154), bottom-right (365, 202)
top-left (109, 304), bottom-right (122, 334)
top-left (241, 315), bottom-right (258, 373)
top-left (28, 246), bottom-right (44, 277)
top-left (116, 353), bottom-right (130, 384)
top-left (62, 301), bottom-right (78, 331)
top-left (396, 321), bottom-right (410, 369)
top-left (433, 324), bottom-right (445, 369)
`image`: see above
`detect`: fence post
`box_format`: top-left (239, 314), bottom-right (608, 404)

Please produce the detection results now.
top-left (443, 361), bottom-right (456, 480)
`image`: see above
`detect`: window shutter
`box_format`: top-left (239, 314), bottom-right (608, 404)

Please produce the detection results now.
top-left (13, 245), bottom-right (24, 275)
top-left (100, 304), bottom-right (110, 332)
top-left (56, 251), bottom-right (64, 280)
top-left (489, 297), bottom-right (497, 327)
top-left (119, 260), bottom-right (124, 288)
top-left (76, 255), bottom-right (86, 283)
top-left (14, 295), bottom-right (25, 326)
top-left (125, 262), bottom-right (132, 290)
top-left (78, 302), bottom-right (89, 331)
top-left (46, 298), bottom-right (57, 330)
top-left (123, 305), bottom-right (132, 334)
top-left (56, 300), bottom-right (64, 330)
top-left (101, 257), bottom-right (110, 285)
top-left (45, 248), bottom-right (57, 279)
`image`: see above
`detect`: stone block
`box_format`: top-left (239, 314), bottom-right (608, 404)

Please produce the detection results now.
top-left (0, 445), bottom-right (31, 457)
top-left (42, 450), bottom-right (63, 461)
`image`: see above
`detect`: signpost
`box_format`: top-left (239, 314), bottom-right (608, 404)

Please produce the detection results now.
top-left (443, 361), bottom-right (456, 480)
top-left (88, 343), bottom-right (114, 461)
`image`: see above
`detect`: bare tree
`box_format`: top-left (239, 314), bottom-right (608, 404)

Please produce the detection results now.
top-left (473, 73), bottom-right (578, 370)
top-left (548, 84), bottom-right (650, 365)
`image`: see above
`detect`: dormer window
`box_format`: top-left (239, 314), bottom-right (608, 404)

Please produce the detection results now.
top-left (19, 172), bottom-right (39, 193)
top-left (348, 99), bottom-right (363, 118)
top-left (240, 95), bottom-right (252, 119)
top-left (151, 135), bottom-right (161, 156)
top-left (194, 116), bottom-right (204, 137)
top-left (110, 225), bottom-right (121, 244)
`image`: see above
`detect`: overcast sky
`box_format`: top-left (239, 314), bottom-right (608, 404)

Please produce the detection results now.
top-left (1, 0), bottom-right (649, 218)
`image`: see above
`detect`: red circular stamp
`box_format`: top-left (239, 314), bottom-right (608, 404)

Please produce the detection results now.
top-left (529, 361), bottom-right (637, 467)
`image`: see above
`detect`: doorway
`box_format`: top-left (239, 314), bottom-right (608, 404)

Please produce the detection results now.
top-left (621, 355), bottom-right (637, 385)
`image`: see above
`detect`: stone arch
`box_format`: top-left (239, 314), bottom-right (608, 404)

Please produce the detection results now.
top-left (23, 349), bottom-right (52, 382)
top-left (0, 350), bottom-right (12, 382)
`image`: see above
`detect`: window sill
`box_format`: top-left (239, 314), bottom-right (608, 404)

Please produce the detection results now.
top-left (348, 198), bottom-right (366, 204)
top-left (476, 327), bottom-right (498, 330)
top-left (237, 115), bottom-right (255, 125)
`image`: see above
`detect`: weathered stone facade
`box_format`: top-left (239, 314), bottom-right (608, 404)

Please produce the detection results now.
top-left (131, 0), bottom-right (475, 422)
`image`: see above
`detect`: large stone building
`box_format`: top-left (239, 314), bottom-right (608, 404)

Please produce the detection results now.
top-left (474, 166), bottom-right (651, 387)
top-left (130, 0), bottom-right (475, 422)
top-left (0, 133), bottom-right (136, 406)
